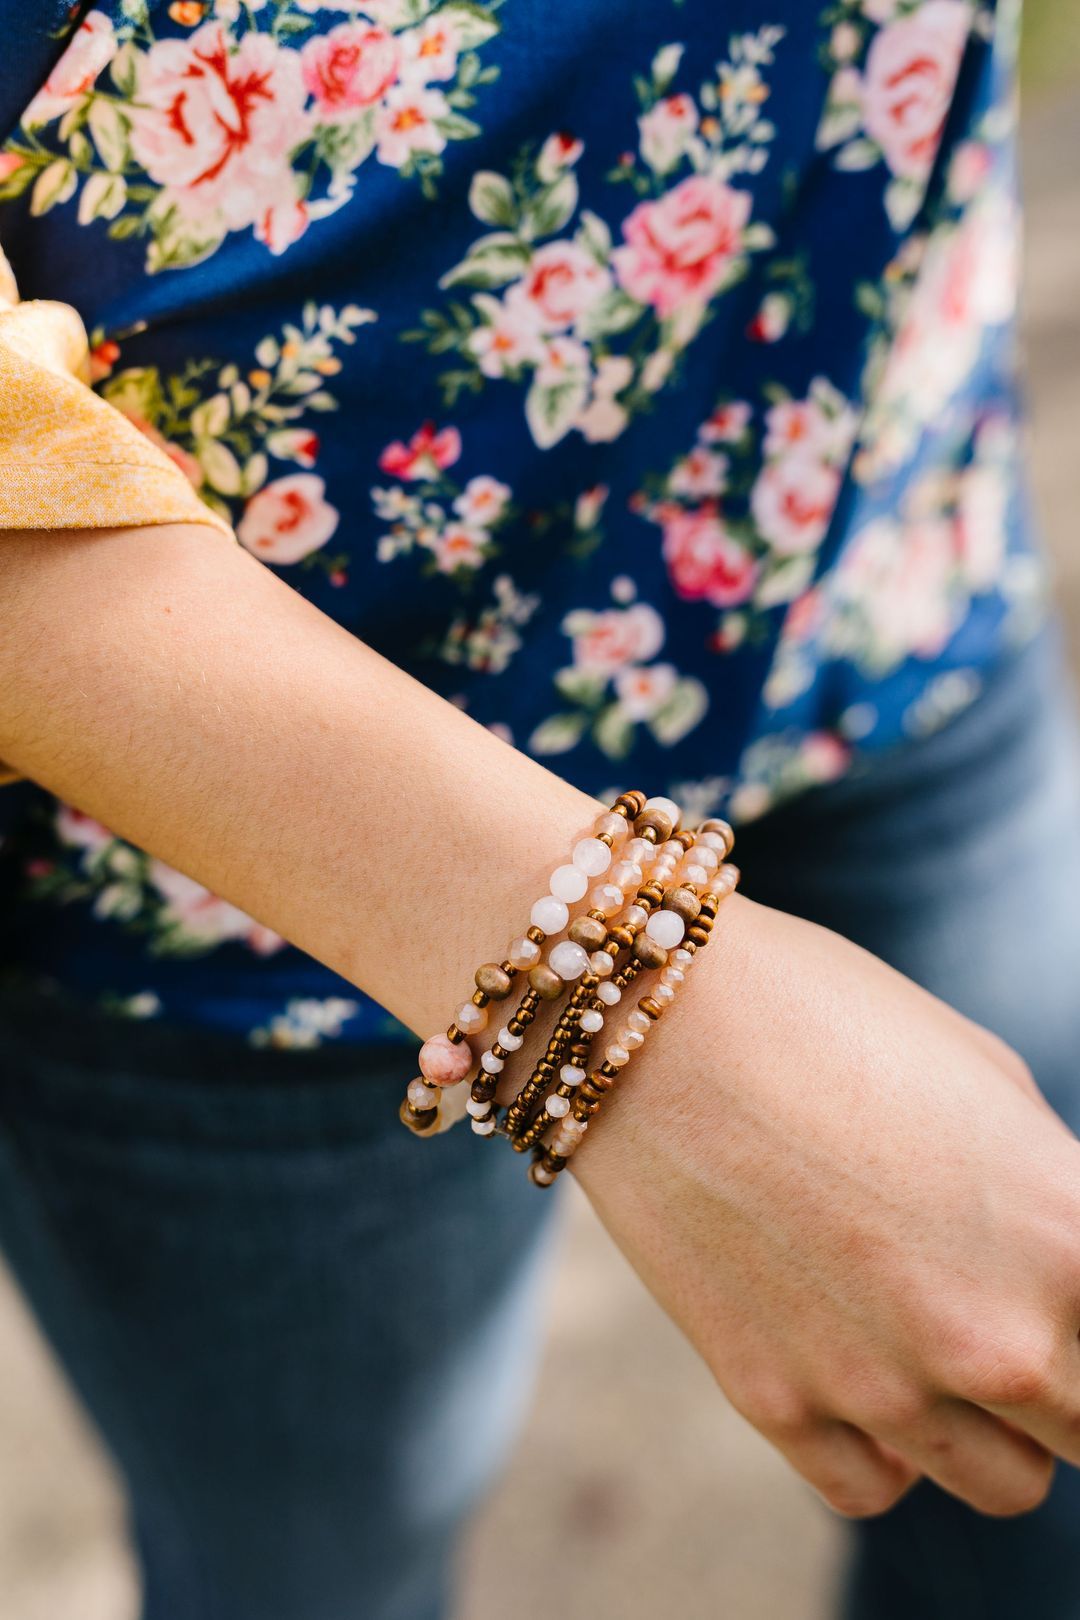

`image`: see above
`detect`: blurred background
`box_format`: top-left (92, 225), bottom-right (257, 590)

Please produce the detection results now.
top-left (0, 6), bottom-right (1078, 1616)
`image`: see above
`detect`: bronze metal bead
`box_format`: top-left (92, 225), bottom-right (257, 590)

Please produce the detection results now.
top-left (569, 915), bottom-right (608, 951)
top-left (529, 963), bottom-right (564, 999)
top-left (638, 996), bottom-right (663, 1021)
top-left (687, 925), bottom-right (710, 948)
top-left (701, 818), bottom-right (735, 855)
top-left (675, 828), bottom-right (696, 851)
top-left (616, 791), bottom-right (645, 816)
top-left (607, 924), bottom-right (635, 951)
top-left (663, 887), bottom-right (702, 923)
top-left (526, 925), bottom-right (546, 944)
top-left (475, 962), bottom-right (513, 999)
top-left (399, 1099), bottom-right (440, 1136)
top-left (633, 933), bottom-right (669, 970)
top-left (446, 1023), bottom-right (464, 1043)
top-left (472, 989), bottom-right (489, 1007)
top-left (635, 807), bottom-right (673, 842)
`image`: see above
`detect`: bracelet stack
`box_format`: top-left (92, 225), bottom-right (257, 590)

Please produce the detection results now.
top-left (399, 791), bottom-right (739, 1188)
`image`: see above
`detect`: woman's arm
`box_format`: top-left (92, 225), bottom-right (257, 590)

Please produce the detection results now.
top-left (5, 522), bottom-right (1080, 1521)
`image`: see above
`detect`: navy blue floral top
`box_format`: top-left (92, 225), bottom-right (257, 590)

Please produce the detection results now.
top-left (0, 0), bottom-right (1041, 1047)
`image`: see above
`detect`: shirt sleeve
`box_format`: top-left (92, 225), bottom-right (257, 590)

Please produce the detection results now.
top-left (0, 248), bottom-right (235, 782)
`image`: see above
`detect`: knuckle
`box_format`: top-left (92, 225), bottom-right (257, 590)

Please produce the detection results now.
top-left (733, 1379), bottom-right (815, 1440)
top-left (932, 1317), bottom-right (1060, 1409)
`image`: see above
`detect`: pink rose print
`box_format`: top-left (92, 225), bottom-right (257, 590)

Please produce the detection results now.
top-left (750, 453), bottom-right (842, 556)
top-left (612, 663), bottom-right (679, 722)
top-left (375, 84), bottom-right (449, 168)
top-left (570, 602), bottom-right (665, 675)
top-left (667, 446), bottom-right (729, 500)
top-left (301, 24), bottom-right (400, 118)
top-left (613, 174), bottom-right (752, 319)
top-left (400, 15), bottom-right (459, 84)
top-left (379, 421), bottom-right (462, 480)
top-left (638, 93), bottom-right (699, 175)
top-left (700, 402), bottom-right (752, 444)
top-left (129, 23), bottom-right (308, 234)
top-left (237, 474), bottom-right (340, 564)
top-left (56, 805), bottom-right (114, 854)
top-left (662, 508), bottom-right (760, 607)
top-left (513, 241), bottom-right (613, 332)
top-left (861, 0), bottom-right (970, 182)
top-left (537, 131), bottom-right (584, 182)
top-left (148, 860), bottom-right (285, 955)
top-left (453, 475), bottom-right (511, 525)
top-left (24, 10), bottom-right (116, 125)
top-left (430, 524), bottom-right (487, 573)
top-left (123, 414), bottom-right (204, 486)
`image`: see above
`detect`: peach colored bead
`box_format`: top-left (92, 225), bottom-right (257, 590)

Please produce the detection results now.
top-left (594, 812), bottom-right (629, 843)
top-left (624, 837), bottom-right (655, 866)
top-left (646, 910), bottom-right (685, 949)
top-left (597, 982), bottom-right (621, 1005)
top-left (610, 860), bottom-right (643, 890)
top-left (589, 950), bottom-right (615, 977)
top-left (508, 936), bottom-right (541, 970)
top-left (627, 1009), bottom-right (651, 1035)
top-left (531, 895), bottom-right (569, 933)
top-left (661, 965), bottom-right (686, 988)
top-left (408, 1078), bottom-right (438, 1110)
top-left (654, 982), bottom-right (676, 1006)
top-left (681, 862), bottom-right (709, 886)
top-left (545, 1094), bottom-right (571, 1118)
top-left (572, 837), bottom-right (612, 877)
top-left (622, 1029), bottom-right (645, 1050)
top-left (456, 1001), bottom-right (488, 1036)
top-left (589, 883), bottom-right (624, 916)
top-left (419, 1034), bottom-right (473, 1086)
top-left (605, 1043), bottom-right (630, 1067)
top-left (672, 947), bottom-right (694, 969)
top-left (622, 904), bottom-right (649, 929)
top-left (549, 940), bottom-right (590, 980)
top-left (644, 795), bottom-right (681, 826)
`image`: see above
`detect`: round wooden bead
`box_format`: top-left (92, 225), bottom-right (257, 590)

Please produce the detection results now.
top-left (633, 933), bottom-right (669, 970)
top-left (662, 887), bottom-right (702, 923)
top-left (635, 807), bottom-right (673, 843)
top-left (568, 915), bottom-right (608, 951)
top-left (529, 962), bottom-right (564, 1000)
top-left (475, 962), bottom-right (513, 999)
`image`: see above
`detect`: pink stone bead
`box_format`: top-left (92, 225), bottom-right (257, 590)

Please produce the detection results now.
top-left (622, 904), bottom-right (649, 929)
top-left (661, 965), bottom-right (686, 988)
top-left (418, 1033), bottom-right (473, 1086)
top-left (508, 936), bottom-right (541, 970)
top-left (549, 940), bottom-right (590, 980)
top-left (610, 860), bottom-right (643, 891)
top-left (545, 1093), bottom-right (571, 1118)
top-left (627, 1009), bottom-right (651, 1035)
top-left (693, 846), bottom-right (720, 872)
top-left (408, 1077), bottom-right (438, 1110)
top-left (654, 981), bottom-right (676, 1006)
top-left (531, 895), bottom-right (569, 934)
top-left (646, 910), bottom-right (685, 949)
top-left (589, 950), bottom-right (615, 977)
top-left (672, 947), bottom-right (694, 969)
top-left (624, 837), bottom-right (655, 867)
top-left (580, 1009), bottom-right (604, 1033)
top-left (605, 1043), bottom-right (630, 1067)
top-left (594, 811), bottom-right (628, 843)
top-left (660, 840), bottom-right (684, 860)
top-left (572, 836), bottom-right (612, 877)
top-left (597, 982), bottom-right (621, 1006)
top-left (681, 862), bottom-right (709, 886)
top-left (550, 863), bottom-right (588, 903)
top-left (589, 883), bottom-right (624, 916)
top-left (456, 1001), bottom-right (488, 1036)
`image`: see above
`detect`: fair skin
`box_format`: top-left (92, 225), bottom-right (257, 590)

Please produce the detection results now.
top-left (3, 522), bottom-right (1080, 1520)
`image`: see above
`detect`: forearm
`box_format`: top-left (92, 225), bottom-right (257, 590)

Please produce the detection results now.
top-left (0, 524), bottom-right (599, 1041)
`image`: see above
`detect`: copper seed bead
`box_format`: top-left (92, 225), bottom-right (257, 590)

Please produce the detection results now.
top-left (446, 1023), bottom-right (464, 1043)
top-left (675, 828), bottom-right (696, 851)
top-left (687, 925), bottom-right (710, 948)
top-left (635, 807), bottom-right (673, 843)
top-left (638, 996), bottom-right (663, 1021)
top-left (526, 925), bottom-right (546, 944)
top-left (633, 933), bottom-right (669, 970)
top-left (663, 887), bottom-right (702, 923)
top-left (569, 915), bottom-right (608, 951)
top-left (472, 989), bottom-right (489, 1007)
top-left (638, 883), bottom-right (664, 906)
top-left (475, 962), bottom-right (513, 999)
top-left (607, 924), bottom-right (635, 950)
top-left (399, 1099), bottom-right (440, 1136)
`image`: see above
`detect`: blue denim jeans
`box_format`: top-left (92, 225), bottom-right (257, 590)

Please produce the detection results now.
top-left (1, 630), bottom-right (1079, 1620)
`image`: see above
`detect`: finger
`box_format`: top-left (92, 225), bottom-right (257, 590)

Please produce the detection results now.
top-left (871, 1398), bottom-right (1055, 1517)
top-left (768, 1417), bottom-right (920, 1519)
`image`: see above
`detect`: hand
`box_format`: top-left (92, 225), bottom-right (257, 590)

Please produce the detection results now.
top-left (573, 894), bottom-right (1080, 1519)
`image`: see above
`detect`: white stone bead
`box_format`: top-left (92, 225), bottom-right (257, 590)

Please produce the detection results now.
top-left (408, 1078), bottom-right (438, 1109)
top-left (589, 883), bottom-right (624, 916)
top-left (622, 904), bottom-right (649, 930)
top-left (572, 837), bottom-right (612, 877)
top-left (497, 1026), bottom-right (523, 1051)
top-left (627, 1009), bottom-right (651, 1035)
top-left (471, 1117), bottom-right (496, 1136)
top-left (531, 895), bottom-right (569, 934)
top-left (579, 1009), bottom-right (604, 1033)
top-left (660, 966), bottom-right (686, 989)
top-left (605, 1043), bottom-right (630, 1067)
top-left (549, 940), bottom-right (590, 980)
top-left (563, 1116), bottom-right (588, 1136)
top-left (646, 910), bottom-right (685, 949)
top-left (481, 1049), bottom-right (504, 1074)
top-left (597, 982), bottom-right (621, 1005)
top-left (622, 1029), bottom-right (645, 1050)
top-left (545, 1093), bottom-right (571, 1118)
top-left (693, 845), bottom-right (720, 871)
top-left (457, 1001), bottom-right (488, 1034)
top-left (560, 1064), bottom-right (585, 1087)
top-left (531, 1163), bottom-right (555, 1185)
top-left (610, 860), bottom-right (643, 891)
top-left (654, 981), bottom-right (676, 1006)
top-left (466, 1096), bottom-right (492, 1119)
top-left (589, 950), bottom-right (614, 978)
top-left (594, 811), bottom-right (628, 843)
top-left (549, 863), bottom-right (588, 903)
top-left (644, 795), bottom-right (681, 828)
top-left (507, 935), bottom-right (541, 970)
top-left (681, 862), bottom-right (709, 886)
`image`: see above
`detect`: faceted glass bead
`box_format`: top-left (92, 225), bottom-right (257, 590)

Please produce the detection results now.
top-left (597, 982), bottom-right (621, 1005)
top-left (622, 904), bottom-right (649, 929)
top-left (624, 837), bottom-right (655, 867)
top-left (560, 1063), bottom-right (586, 1086)
top-left (456, 1001), bottom-right (489, 1035)
top-left (466, 1097), bottom-right (492, 1119)
top-left (681, 862), bottom-right (709, 886)
top-left (508, 936), bottom-right (541, 970)
top-left (623, 1029), bottom-right (645, 1050)
top-left (654, 982), bottom-right (676, 1005)
top-left (545, 1093), bottom-right (571, 1118)
top-left (589, 951), bottom-right (615, 977)
top-left (471, 1117), bottom-right (496, 1136)
top-left (627, 1009), bottom-right (651, 1034)
top-left (580, 1009), bottom-right (604, 1033)
top-left (594, 812), bottom-right (628, 843)
top-left (661, 966), bottom-right (686, 988)
top-left (498, 1025), bottom-right (524, 1051)
top-left (408, 1077), bottom-right (438, 1110)
top-left (610, 860), bottom-right (643, 891)
top-left (572, 836), bottom-right (612, 877)
top-left (549, 940), bottom-right (590, 980)
top-left (550, 863), bottom-right (588, 903)
top-left (605, 1043), bottom-right (630, 1066)
top-left (531, 895), bottom-right (570, 934)
top-left (480, 1049), bottom-right (504, 1073)
top-left (589, 883), bottom-right (624, 916)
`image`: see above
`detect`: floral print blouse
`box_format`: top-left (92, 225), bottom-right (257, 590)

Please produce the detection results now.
top-left (0, 0), bottom-right (1041, 1047)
